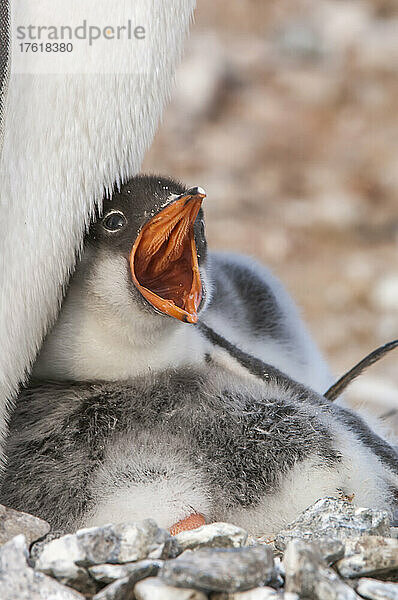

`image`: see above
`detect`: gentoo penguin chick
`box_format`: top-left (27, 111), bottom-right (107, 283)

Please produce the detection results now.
top-left (32, 174), bottom-right (331, 393)
top-left (3, 175), bottom-right (397, 534)
top-left (2, 359), bottom-right (398, 535)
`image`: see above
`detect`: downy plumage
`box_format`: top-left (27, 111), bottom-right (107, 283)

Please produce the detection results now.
top-left (2, 175), bottom-right (396, 535)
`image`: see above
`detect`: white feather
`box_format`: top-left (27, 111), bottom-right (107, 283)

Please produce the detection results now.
top-left (80, 417), bottom-right (396, 537)
top-left (83, 434), bottom-right (212, 530)
top-left (0, 0), bottom-right (196, 460)
top-left (32, 252), bottom-right (211, 381)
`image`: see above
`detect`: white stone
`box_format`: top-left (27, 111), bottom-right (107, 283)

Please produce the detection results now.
top-left (275, 498), bottom-right (390, 551)
top-left (134, 577), bottom-right (207, 600)
top-left (284, 539), bottom-right (360, 600)
top-left (93, 576), bottom-right (134, 600)
top-left (357, 578), bottom-right (398, 600)
top-left (175, 522), bottom-right (248, 552)
top-left (211, 587), bottom-right (299, 598)
top-left (88, 559), bottom-right (162, 584)
top-left (36, 534), bottom-right (85, 571)
top-left (0, 535), bottom-right (84, 599)
top-left (337, 536), bottom-right (398, 578)
top-left (37, 559), bottom-right (96, 595)
top-left (36, 519), bottom-right (172, 571)
top-left (77, 519), bottom-right (171, 563)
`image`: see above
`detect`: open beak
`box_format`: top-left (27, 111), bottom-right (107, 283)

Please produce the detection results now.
top-left (130, 188), bottom-right (206, 324)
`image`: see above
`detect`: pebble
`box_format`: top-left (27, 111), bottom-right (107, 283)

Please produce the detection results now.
top-left (88, 558), bottom-right (163, 584)
top-left (161, 545), bottom-right (275, 592)
top-left (357, 578), bottom-right (398, 600)
top-left (175, 522), bottom-right (248, 552)
top-left (337, 536), bottom-right (398, 578)
top-left (30, 530), bottom-right (66, 564)
top-left (134, 576), bottom-right (208, 600)
top-left (268, 555), bottom-right (285, 589)
top-left (0, 504), bottom-right (50, 546)
top-left (36, 531), bottom-right (85, 569)
top-left (211, 588), bottom-right (299, 599)
top-left (0, 535), bottom-right (84, 599)
top-left (284, 539), bottom-right (360, 600)
top-left (0, 533), bottom-right (28, 566)
top-left (275, 498), bottom-right (390, 551)
top-left (36, 518), bottom-right (172, 572)
top-left (92, 575), bottom-right (135, 600)
top-left (36, 558), bottom-right (96, 595)
top-left (316, 538), bottom-right (345, 565)
top-left (390, 528), bottom-right (398, 539)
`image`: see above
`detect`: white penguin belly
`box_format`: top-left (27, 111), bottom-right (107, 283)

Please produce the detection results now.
top-left (82, 433), bottom-right (212, 531)
top-left (80, 425), bottom-right (395, 538)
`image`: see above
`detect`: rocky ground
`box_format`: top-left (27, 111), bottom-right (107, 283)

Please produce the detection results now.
top-left (2, 498), bottom-right (398, 599)
top-left (144, 0), bottom-right (398, 425)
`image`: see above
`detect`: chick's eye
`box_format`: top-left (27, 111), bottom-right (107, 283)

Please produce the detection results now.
top-left (102, 212), bottom-right (127, 231)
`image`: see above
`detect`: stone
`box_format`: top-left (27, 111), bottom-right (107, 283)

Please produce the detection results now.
top-left (316, 538), bottom-right (345, 565)
top-left (161, 545), bottom-right (275, 592)
top-left (390, 528), bottom-right (398, 539)
top-left (175, 522), bottom-right (248, 552)
top-left (135, 577), bottom-right (208, 600)
top-left (0, 534), bottom-right (84, 599)
top-left (0, 533), bottom-right (29, 571)
top-left (36, 519), bottom-right (172, 571)
top-left (78, 519), bottom-right (172, 564)
top-left (357, 578), bottom-right (398, 600)
top-left (30, 530), bottom-right (66, 565)
top-left (275, 498), bottom-right (390, 551)
top-left (211, 588), bottom-right (299, 599)
top-left (36, 559), bottom-right (97, 595)
top-left (88, 558), bottom-right (163, 584)
top-left (0, 504), bottom-right (50, 546)
top-left (92, 576), bottom-right (135, 600)
top-left (36, 532), bottom-right (85, 570)
top-left (168, 536), bottom-right (183, 558)
top-left (284, 539), bottom-right (360, 600)
top-left (336, 536), bottom-right (398, 578)
top-left (268, 555), bottom-right (284, 589)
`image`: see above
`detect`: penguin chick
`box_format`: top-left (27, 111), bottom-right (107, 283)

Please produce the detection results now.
top-left (2, 361), bottom-right (397, 535)
top-left (33, 175), bottom-right (331, 393)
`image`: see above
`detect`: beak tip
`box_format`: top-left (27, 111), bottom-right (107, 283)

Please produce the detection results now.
top-left (186, 314), bottom-right (198, 324)
top-left (187, 186), bottom-right (206, 199)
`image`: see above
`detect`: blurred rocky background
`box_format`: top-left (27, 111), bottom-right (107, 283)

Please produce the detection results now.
top-left (143, 0), bottom-right (398, 424)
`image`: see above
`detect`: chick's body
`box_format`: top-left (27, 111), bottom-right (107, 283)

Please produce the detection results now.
top-left (3, 175), bottom-right (395, 536)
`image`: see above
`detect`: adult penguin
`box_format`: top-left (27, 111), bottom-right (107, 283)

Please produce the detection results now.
top-left (0, 0), bottom-right (9, 155)
top-left (0, 1), bottom-right (196, 462)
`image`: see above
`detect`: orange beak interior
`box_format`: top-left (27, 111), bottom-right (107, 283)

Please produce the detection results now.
top-left (130, 191), bottom-right (206, 323)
